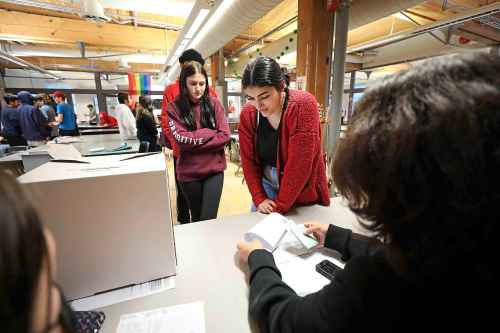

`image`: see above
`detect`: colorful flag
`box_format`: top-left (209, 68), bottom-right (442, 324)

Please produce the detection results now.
top-left (128, 73), bottom-right (151, 96)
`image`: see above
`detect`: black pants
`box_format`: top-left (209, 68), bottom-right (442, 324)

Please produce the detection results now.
top-left (59, 128), bottom-right (79, 136)
top-left (180, 172), bottom-right (224, 222)
top-left (5, 134), bottom-right (27, 146)
top-left (174, 157), bottom-right (191, 224)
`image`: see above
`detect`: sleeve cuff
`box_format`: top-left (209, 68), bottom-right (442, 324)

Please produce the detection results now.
top-left (324, 224), bottom-right (352, 260)
top-left (248, 249), bottom-right (281, 282)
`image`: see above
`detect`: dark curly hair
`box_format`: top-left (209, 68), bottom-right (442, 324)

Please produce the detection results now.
top-left (333, 52), bottom-right (500, 281)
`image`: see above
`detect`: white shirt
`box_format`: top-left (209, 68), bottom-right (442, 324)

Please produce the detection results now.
top-left (113, 104), bottom-right (137, 141)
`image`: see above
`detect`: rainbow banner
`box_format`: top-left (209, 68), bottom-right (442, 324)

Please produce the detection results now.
top-left (128, 73), bottom-right (151, 96)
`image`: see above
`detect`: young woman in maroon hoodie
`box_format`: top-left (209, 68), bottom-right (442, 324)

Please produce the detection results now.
top-left (239, 56), bottom-right (330, 214)
top-left (166, 61), bottom-right (230, 222)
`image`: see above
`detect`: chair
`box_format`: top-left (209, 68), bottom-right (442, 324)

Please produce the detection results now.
top-left (139, 141), bottom-right (150, 153)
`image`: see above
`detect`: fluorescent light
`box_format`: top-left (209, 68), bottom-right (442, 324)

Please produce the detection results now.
top-left (189, 0), bottom-right (236, 50)
top-left (185, 9), bottom-right (210, 39)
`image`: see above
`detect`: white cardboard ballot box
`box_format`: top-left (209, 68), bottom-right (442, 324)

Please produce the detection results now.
top-left (18, 153), bottom-right (176, 300)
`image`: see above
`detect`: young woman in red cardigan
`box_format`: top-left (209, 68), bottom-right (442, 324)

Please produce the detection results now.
top-left (239, 56), bottom-right (330, 214)
top-left (166, 61), bottom-right (230, 222)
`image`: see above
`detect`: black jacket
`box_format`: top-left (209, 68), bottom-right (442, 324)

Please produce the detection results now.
top-left (136, 109), bottom-right (159, 151)
top-left (248, 225), bottom-right (491, 333)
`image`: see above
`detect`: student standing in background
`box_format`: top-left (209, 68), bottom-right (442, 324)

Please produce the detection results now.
top-left (166, 61), bottom-right (230, 222)
top-left (136, 95), bottom-right (160, 152)
top-left (52, 91), bottom-right (78, 137)
top-left (238, 56), bottom-right (329, 214)
top-left (114, 92), bottom-right (137, 141)
top-left (1, 94), bottom-right (26, 146)
top-left (161, 48), bottom-right (218, 224)
top-left (17, 91), bottom-right (46, 146)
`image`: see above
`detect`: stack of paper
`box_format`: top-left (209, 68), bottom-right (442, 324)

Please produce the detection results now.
top-left (116, 302), bottom-right (205, 333)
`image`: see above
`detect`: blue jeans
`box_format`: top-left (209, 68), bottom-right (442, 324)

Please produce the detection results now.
top-left (251, 166), bottom-right (279, 212)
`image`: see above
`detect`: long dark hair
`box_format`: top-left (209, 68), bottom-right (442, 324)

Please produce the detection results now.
top-left (242, 56), bottom-right (289, 107)
top-left (175, 61), bottom-right (216, 130)
top-left (137, 95), bottom-right (153, 120)
top-left (333, 52), bottom-right (500, 281)
top-left (0, 171), bottom-right (49, 332)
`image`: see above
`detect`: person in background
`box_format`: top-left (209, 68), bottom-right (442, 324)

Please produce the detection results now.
top-left (0, 171), bottom-right (77, 333)
top-left (239, 56), bottom-right (330, 214)
top-left (166, 61), bottom-right (230, 222)
top-left (51, 91), bottom-right (78, 137)
top-left (136, 95), bottom-right (160, 152)
top-left (98, 111), bottom-right (118, 127)
top-left (236, 52), bottom-right (499, 333)
top-left (227, 100), bottom-right (236, 114)
top-left (87, 104), bottom-right (97, 125)
top-left (32, 95), bottom-right (51, 141)
top-left (161, 48), bottom-right (218, 224)
top-left (40, 94), bottom-right (59, 139)
top-left (17, 91), bottom-right (46, 146)
top-left (114, 92), bottom-right (137, 141)
top-left (1, 94), bottom-right (26, 146)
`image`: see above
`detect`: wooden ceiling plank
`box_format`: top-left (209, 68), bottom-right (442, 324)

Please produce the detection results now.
top-left (0, 10), bottom-right (178, 53)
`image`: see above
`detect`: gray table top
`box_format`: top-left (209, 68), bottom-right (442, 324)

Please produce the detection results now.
top-left (98, 198), bottom-right (361, 333)
top-left (71, 134), bottom-right (140, 157)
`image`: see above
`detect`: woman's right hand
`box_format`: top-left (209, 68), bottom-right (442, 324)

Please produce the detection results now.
top-left (304, 222), bottom-right (329, 246)
top-left (257, 199), bottom-right (276, 214)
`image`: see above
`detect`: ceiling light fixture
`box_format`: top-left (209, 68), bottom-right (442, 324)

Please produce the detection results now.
top-left (185, 9), bottom-right (210, 39)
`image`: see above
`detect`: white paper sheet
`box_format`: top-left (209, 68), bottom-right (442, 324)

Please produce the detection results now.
top-left (116, 301), bottom-right (206, 333)
top-left (70, 277), bottom-right (175, 311)
top-left (274, 249), bottom-right (344, 297)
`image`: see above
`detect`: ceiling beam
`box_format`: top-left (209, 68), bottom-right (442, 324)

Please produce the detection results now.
top-left (1, 56), bottom-right (162, 73)
top-left (0, 10), bottom-right (178, 53)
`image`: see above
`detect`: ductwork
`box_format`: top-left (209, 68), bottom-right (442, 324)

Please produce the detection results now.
top-left (165, 0), bottom-right (284, 82)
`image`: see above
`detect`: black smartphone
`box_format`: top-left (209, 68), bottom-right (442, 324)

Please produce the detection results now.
top-left (315, 259), bottom-right (342, 281)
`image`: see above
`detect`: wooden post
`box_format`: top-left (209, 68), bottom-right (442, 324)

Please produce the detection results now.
top-left (296, 0), bottom-right (334, 107)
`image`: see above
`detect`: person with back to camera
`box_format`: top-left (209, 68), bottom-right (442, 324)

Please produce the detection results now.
top-left (238, 56), bottom-right (330, 215)
top-left (1, 93), bottom-right (27, 146)
top-left (166, 61), bottom-right (230, 222)
top-left (113, 92), bottom-right (137, 141)
top-left (236, 52), bottom-right (499, 332)
top-left (136, 95), bottom-right (160, 152)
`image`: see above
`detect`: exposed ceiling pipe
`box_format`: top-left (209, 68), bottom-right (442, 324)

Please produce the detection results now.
top-left (0, 0), bottom-right (183, 30)
top-left (348, 2), bottom-right (500, 54)
top-left (0, 49), bottom-right (62, 79)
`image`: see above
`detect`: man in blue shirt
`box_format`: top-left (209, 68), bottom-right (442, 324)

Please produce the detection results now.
top-left (52, 91), bottom-right (78, 136)
top-left (1, 94), bottom-right (26, 146)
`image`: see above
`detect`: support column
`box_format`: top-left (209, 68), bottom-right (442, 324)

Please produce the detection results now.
top-left (210, 53), bottom-right (219, 88)
top-left (326, 1), bottom-right (350, 195)
top-left (216, 48), bottom-right (228, 112)
top-left (94, 72), bottom-right (107, 124)
top-left (296, 0), bottom-right (334, 107)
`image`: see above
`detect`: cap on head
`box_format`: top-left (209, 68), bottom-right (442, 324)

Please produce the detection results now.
top-left (51, 91), bottom-right (65, 99)
top-left (179, 49), bottom-right (204, 66)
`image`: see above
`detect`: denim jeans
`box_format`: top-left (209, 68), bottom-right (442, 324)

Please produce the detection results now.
top-left (251, 166), bottom-right (279, 212)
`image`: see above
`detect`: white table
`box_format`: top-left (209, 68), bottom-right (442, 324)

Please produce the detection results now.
top-left (98, 197), bottom-right (363, 332)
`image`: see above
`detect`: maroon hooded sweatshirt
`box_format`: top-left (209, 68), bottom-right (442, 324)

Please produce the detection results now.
top-left (166, 96), bottom-right (230, 182)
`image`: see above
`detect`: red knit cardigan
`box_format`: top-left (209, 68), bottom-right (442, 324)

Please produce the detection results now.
top-left (239, 89), bottom-right (330, 214)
